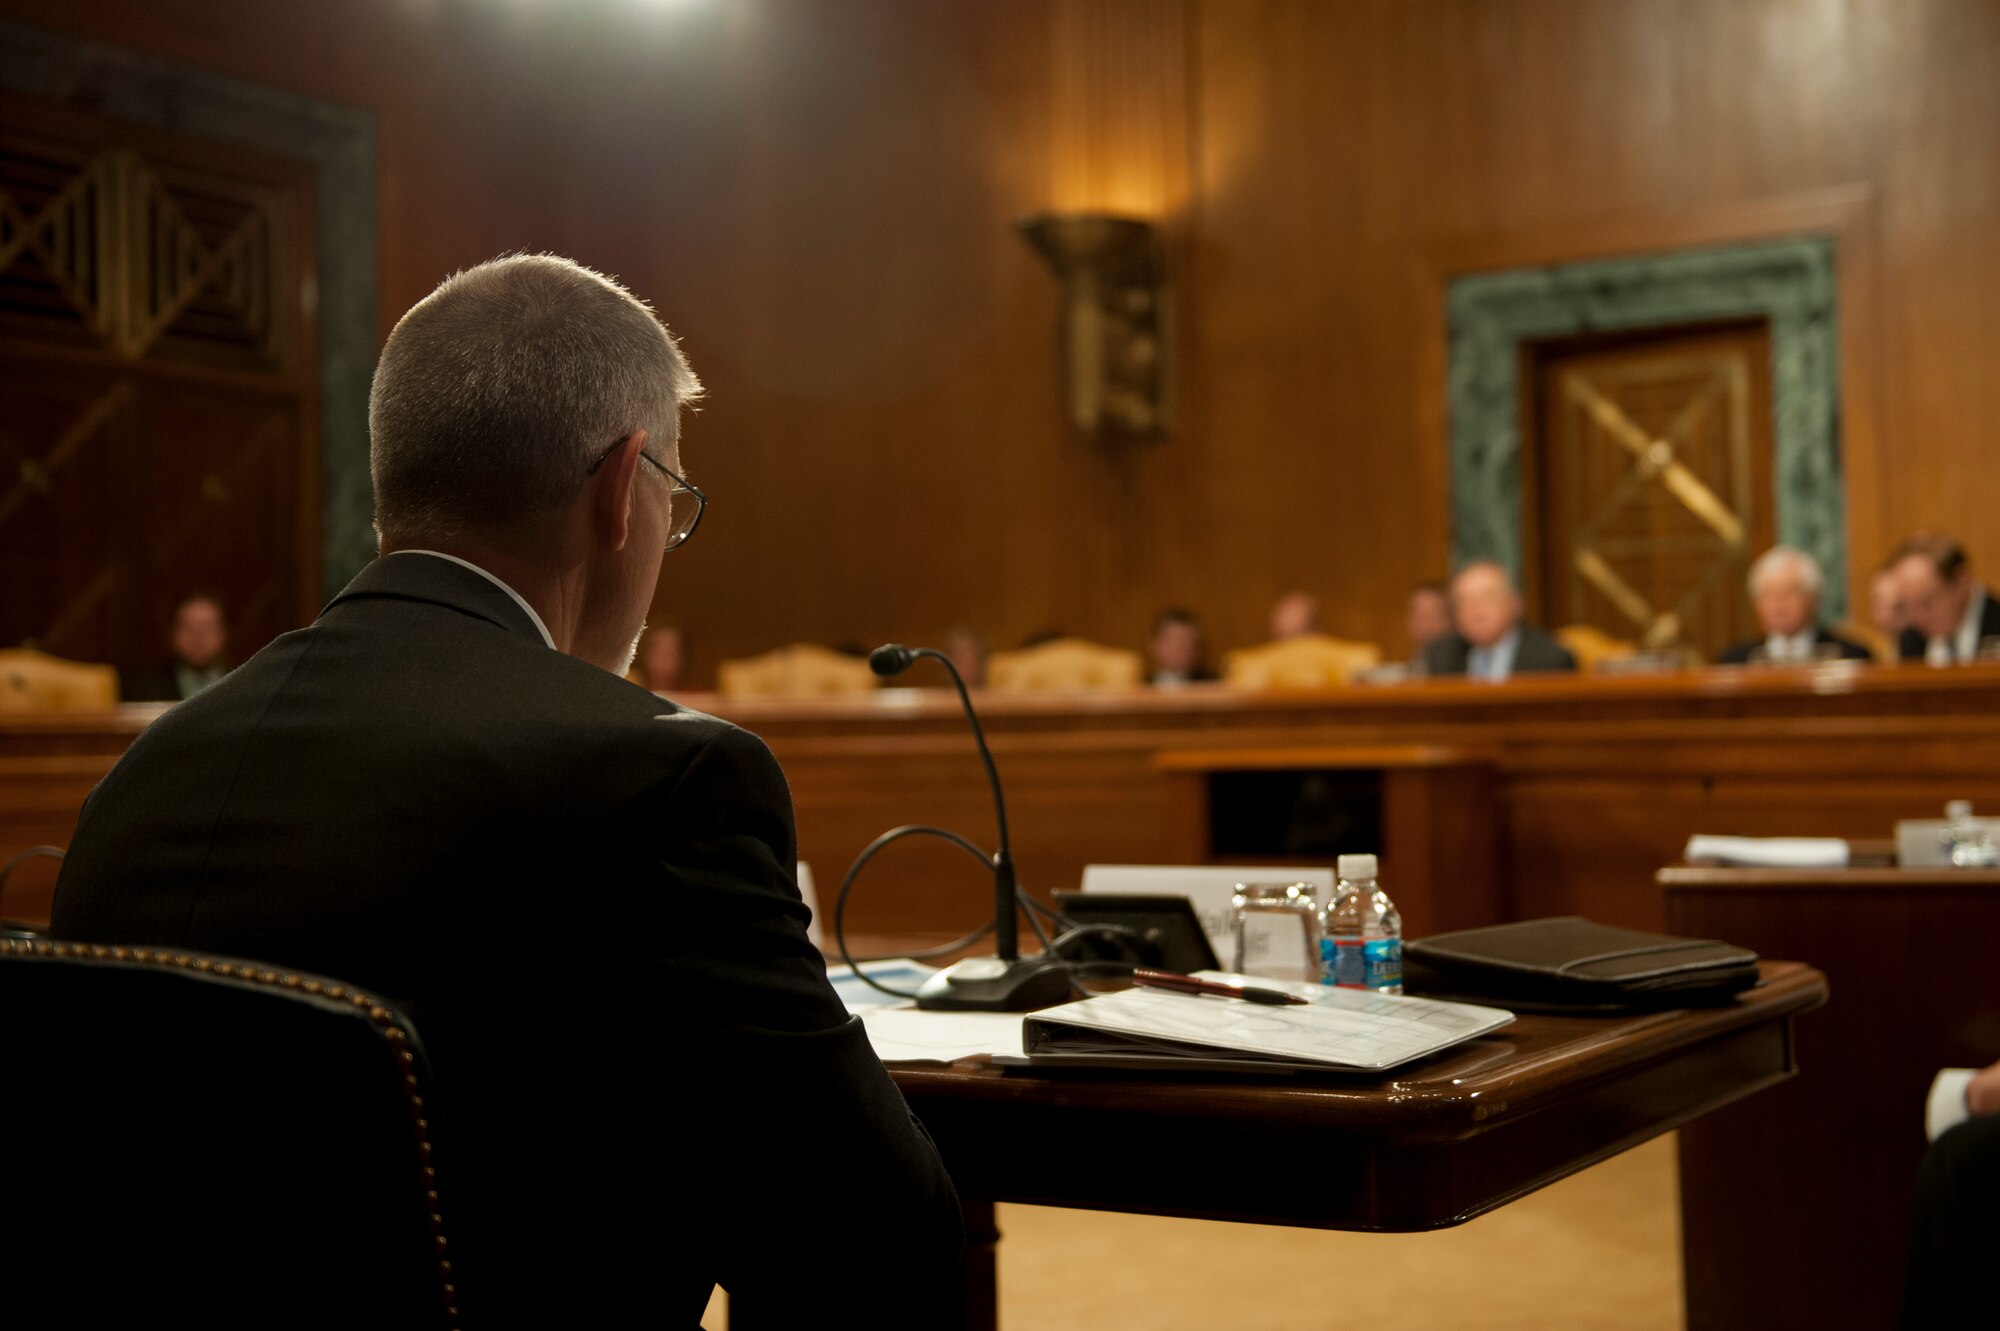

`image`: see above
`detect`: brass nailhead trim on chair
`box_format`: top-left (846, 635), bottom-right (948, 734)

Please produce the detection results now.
top-left (0, 937), bottom-right (461, 1328)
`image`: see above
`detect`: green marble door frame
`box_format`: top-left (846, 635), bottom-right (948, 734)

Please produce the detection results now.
top-left (1446, 237), bottom-right (1846, 617)
top-left (1, 17), bottom-right (378, 598)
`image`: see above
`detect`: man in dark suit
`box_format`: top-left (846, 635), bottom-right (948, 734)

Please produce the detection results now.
top-left (1716, 546), bottom-right (1872, 665)
top-left (1423, 561), bottom-right (1576, 680)
top-left (121, 592), bottom-right (231, 702)
top-left (52, 255), bottom-right (960, 1323)
top-left (1891, 531), bottom-right (2000, 665)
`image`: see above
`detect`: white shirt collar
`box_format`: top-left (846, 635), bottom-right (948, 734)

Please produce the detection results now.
top-left (395, 550), bottom-right (556, 650)
top-left (1468, 627), bottom-right (1521, 681)
top-left (1956, 585), bottom-right (1989, 664)
top-left (1766, 629), bottom-right (1818, 663)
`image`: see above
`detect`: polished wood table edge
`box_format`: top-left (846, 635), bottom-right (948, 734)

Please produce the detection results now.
top-left (888, 962), bottom-right (1827, 1140)
top-left (1153, 743), bottom-right (1501, 771)
top-left (1661, 866), bottom-right (2000, 889)
top-left (891, 964), bottom-right (1824, 1234)
top-left (0, 705), bottom-right (166, 735)
top-left (669, 660), bottom-right (2000, 722)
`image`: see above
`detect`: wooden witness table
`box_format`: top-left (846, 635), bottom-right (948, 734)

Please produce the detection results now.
top-left (816, 959), bottom-right (1828, 1331)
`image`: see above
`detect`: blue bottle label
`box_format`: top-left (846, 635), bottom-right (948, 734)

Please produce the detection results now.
top-left (1364, 937), bottom-right (1403, 990)
top-left (1327, 937), bottom-right (1365, 987)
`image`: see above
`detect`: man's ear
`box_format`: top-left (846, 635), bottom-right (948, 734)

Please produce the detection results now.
top-left (590, 430), bottom-right (648, 551)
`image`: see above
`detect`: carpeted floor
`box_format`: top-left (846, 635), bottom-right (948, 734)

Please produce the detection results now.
top-left (703, 1132), bottom-right (1681, 1329)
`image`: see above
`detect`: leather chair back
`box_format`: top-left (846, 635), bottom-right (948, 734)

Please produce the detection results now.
top-left (1554, 624), bottom-right (1639, 673)
top-left (1221, 634), bottom-right (1381, 689)
top-left (717, 643), bottom-right (878, 698)
top-left (987, 637), bottom-right (1144, 693)
top-left (0, 939), bottom-right (460, 1329)
top-left (1834, 619), bottom-right (1897, 665)
top-left (0, 648), bottom-right (119, 712)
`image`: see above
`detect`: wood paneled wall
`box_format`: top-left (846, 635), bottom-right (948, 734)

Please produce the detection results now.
top-left (11, 0), bottom-right (2000, 683)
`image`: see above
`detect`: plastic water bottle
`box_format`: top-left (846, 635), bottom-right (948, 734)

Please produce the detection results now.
top-left (1320, 853), bottom-right (1403, 993)
top-left (1941, 801), bottom-right (2000, 868)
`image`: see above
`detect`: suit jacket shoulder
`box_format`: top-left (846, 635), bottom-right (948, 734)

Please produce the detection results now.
top-left (1815, 627), bottom-right (1875, 660)
top-left (1513, 625), bottom-right (1577, 673)
top-left (1422, 634), bottom-right (1471, 676)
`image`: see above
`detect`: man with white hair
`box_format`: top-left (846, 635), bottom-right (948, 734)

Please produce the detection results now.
top-left (1423, 561), bottom-right (1576, 680)
top-left (52, 255), bottom-right (961, 1321)
top-left (1717, 546), bottom-right (1870, 665)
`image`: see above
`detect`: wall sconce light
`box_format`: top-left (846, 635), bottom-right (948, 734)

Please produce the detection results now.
top-left (1018, 212), bottom-right (1170, 441)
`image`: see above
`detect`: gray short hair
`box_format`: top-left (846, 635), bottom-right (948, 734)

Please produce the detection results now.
top-left (369, 254), bottom-right (701, 542)
top-left (1748, 545), bottom-right (1824, 600)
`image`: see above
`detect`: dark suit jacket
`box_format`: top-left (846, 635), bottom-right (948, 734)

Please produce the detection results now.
top-left (1716, 626), bottom-right (1874, 665)
top-left (1898, 588), bottom-right (2000, 661)
top-left (1422, 624), bottom-right (1577, 678)
top-left (54, 553), bottom-right (961, 1323)
top-left (121, 663), bottom-right (227, 703)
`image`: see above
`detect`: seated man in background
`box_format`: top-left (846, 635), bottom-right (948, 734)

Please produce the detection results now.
top-left (946, 624), bottom-right (990, 687)
top-left (53, 255), bottom-right (960, 1322)
top-left (1716, 546), bottom-right (1870, 664)
top-left (122, 592), bottom-right (230, 702)
top-left (1893, 531), bottom-right (2000, 664)
top-left (1147, 607), bottom-right (1212, 686)
top-left (1268, 590), bottom-right (1320, 640)
top-left (1405, 581), bottom-right (1452, 662)
top-left (1423, 561), bottom-right (1576, 681)
top-left (632, 621), bottom-right (685, 691)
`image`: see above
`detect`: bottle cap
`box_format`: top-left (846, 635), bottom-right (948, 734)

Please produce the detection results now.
top-left (1947, 800), bottom-right (1974, 819)
top-left (1338, 853), bottom-right (1378, 880)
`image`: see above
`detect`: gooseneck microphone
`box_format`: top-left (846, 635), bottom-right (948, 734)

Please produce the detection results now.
top-left (868, 644), bottom-right (1018, 962)
top-left (841, 644), bottom-right (1071, 1012)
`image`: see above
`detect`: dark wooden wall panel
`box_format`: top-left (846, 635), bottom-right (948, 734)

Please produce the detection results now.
top-left (7, 1), bottom-right (2000, 681)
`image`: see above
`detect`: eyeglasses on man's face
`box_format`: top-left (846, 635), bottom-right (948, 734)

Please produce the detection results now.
top-left (586, 436), bottom-right (708, 553)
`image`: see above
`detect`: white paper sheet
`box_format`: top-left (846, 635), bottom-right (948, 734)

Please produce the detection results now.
top-left (1683, 834), bottom-right (1850, 868)
top-left (857, 1008), bottom-right (1026, 1063)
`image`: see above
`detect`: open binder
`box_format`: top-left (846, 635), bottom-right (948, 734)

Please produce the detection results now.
top-left (1001, 976), bottom-right (1513, 1074)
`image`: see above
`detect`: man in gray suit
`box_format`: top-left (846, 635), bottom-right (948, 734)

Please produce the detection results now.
top-left (1423, 561), bottom-right (1576, 681)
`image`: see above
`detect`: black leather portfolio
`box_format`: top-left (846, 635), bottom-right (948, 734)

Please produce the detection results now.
top-left (1403, 916), bottom-right (1760, 1013)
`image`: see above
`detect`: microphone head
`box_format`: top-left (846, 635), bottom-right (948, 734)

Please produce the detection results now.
top-left (869, 644), bottom-right (918, 678)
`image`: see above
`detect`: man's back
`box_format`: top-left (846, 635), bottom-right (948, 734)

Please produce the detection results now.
top-left (54, 554), bottom-right (960, 1321)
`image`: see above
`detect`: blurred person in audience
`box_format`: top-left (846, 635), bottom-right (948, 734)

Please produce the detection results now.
top-left (53, 254), bottom-right (959, 1322)
top-left (1905, 1057), bottom-right (2000, 1324)
top-left (1405, 581), bottom-right (1452, 660)
top-left (1424, 562), bottom-right (1575, 681)
top-left (946, 626), bottom-right (989, 687)
top-left (1268, 591), bottom-right (1320, 641)
top-left (1870, 565), bottom-right (1908, 640)
top-left (633, 623), bottom-right (685, 692)
top-left (1892, 532), bottom-right (2000, 664)
top-left (123, 593), bottom-right (231, 702)
top-left (1716, 547), bottom-right (1870, 665)
top-left (1148, 608), bottom-right (1213, 687)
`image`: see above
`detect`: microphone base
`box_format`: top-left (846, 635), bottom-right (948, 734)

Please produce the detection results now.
top-left (914, 955), bottom-right (1073, 1013)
